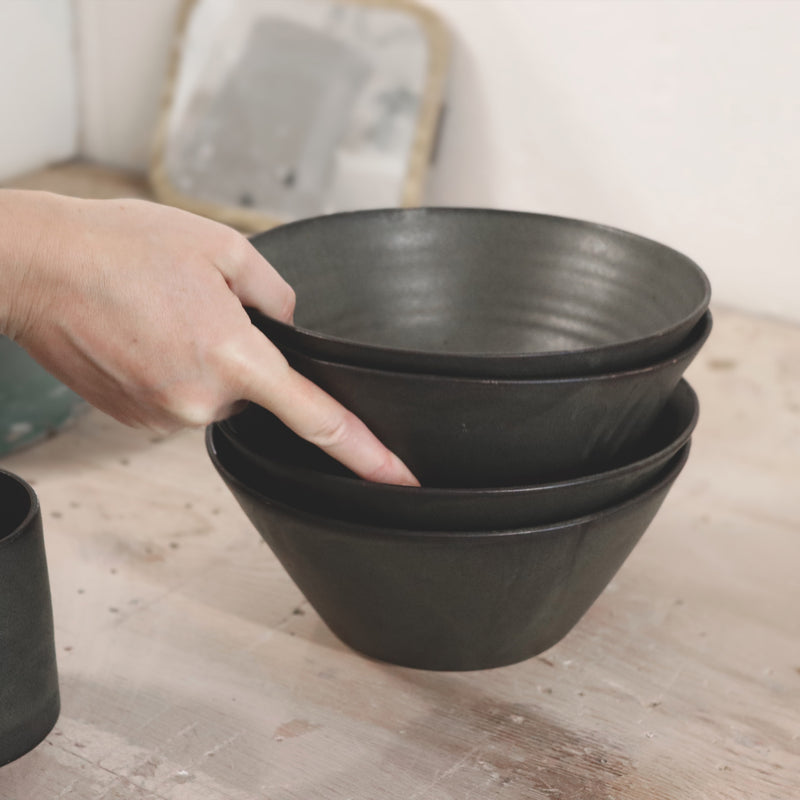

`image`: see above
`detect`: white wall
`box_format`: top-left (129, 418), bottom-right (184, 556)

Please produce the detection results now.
top-left (75, 0), bottom-right (183, 168)
top-left (0, 0), bottom-right (78, 180)
top-left (4, 1), bottom-right (799, 323)
top-left (421, 0), bottom-right (800, 323)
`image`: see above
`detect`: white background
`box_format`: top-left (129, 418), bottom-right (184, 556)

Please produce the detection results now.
top-left (2, 0), bottom-right (798, 323)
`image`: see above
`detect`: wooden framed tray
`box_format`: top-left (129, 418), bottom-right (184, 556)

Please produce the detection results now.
top-left (150, 0), bottom-right (450, 231)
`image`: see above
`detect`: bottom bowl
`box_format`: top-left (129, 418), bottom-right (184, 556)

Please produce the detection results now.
top-left (207, 427), bottom-right (690, 671)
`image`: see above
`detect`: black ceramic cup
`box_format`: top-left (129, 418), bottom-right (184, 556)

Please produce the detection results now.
top-left (0, 468), bottom-right (59, 766)
top-left (218, 380), bottom-right (698, 531)
top-left (208, 427), bottom-right (690, 671)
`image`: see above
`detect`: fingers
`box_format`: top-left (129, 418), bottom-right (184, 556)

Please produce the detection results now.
top-left (226, 330), bottom-right (419, 487)
top-left (216, 234), bottom-right (296, 323)
top-left (213, 236), bottom-right (418, 486)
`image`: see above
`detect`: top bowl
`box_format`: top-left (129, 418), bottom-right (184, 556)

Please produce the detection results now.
top-left (248, 208), bottom-right (710, 379)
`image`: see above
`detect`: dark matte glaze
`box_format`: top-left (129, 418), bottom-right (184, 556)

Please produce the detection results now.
top-left (0, 469), bottom-right (59, 766)
top-left (243, 313), bottom-right (710, 487)
top-left (218, 380), bottom-right (698, 530)
top-left (207, 428), bottom-right (690, 670)
top-left (248, 208), bottom-right (710, 379)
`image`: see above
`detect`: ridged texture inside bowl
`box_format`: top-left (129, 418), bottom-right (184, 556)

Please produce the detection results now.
top-left (250, 208), bottom-right (710, 378)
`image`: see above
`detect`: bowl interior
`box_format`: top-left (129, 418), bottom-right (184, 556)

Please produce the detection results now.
top-left (250, 208), bottom-right (710, 377)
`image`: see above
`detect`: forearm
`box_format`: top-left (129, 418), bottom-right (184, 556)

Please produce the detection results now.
top-left (0, 189), bottom-right (74, 340)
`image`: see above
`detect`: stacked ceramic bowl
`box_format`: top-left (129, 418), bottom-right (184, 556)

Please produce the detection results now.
top-left (208, 208), bottom-right (711, 670)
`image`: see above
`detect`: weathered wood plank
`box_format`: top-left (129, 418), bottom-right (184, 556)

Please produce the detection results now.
top-left (0, 165), bottom-right (797, 799)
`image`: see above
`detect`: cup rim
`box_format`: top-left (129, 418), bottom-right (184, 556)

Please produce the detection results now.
top-left (0, 468), bottom-right (40, 550)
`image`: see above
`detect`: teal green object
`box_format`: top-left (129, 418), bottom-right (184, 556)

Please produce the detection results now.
top-left (0, 337), bottom-right (86, 457)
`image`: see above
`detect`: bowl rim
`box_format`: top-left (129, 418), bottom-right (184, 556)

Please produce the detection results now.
top-left (207, 426), bottom-right (691, 540)
top-left (249, 207), bottom-right (712, 372)
top-left (271, 311), bottom-right (712, 388)
top-left (220, 379), bottom-right (698, 498)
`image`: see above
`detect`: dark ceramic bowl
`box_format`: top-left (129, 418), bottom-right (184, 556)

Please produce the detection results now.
top-left (218, 380), bottom-right (698, 531)
top-left (242, 312), bottom-right (710, 487)
top-left (207, 426), bottom-right (690, 670)
top-left (248, 208), bottom-right (710, 379)
top-left (0, 468), bottom-right (60, 766)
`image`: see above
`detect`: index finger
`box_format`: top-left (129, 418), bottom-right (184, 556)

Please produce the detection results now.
top-left (227, 328), bottom-right (420, 487)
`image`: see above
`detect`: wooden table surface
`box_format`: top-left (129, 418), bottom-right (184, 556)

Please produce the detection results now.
top-left (1, 167), bottom-right (798, 799)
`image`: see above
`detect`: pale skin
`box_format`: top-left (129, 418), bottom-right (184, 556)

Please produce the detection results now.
top-left (0, 189), bottom-right (418, 486)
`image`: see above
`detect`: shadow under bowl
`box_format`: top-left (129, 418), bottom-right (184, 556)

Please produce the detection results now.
top-left (249, 207), bottom-right (710, 379)
top-left (219, 380), bottom-right (698, 531)
top-left (0, 468), bottom-right (60, 766)
top-left (207, 427), bottom-right (690, 670)
top-left (244, 312), bottom-right (711, 487)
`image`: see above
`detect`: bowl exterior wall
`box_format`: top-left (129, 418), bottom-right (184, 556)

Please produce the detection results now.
top-left (277, 318), bottom-right (706, 487)
top-left (210, 436), bottom-right (687, 670)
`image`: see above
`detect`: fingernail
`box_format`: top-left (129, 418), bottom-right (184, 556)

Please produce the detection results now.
top-left (392, 454), bottom-right (420, 487)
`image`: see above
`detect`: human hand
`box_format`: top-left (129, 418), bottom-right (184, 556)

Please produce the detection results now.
top-left (0, 190), bottom-right (418, 486)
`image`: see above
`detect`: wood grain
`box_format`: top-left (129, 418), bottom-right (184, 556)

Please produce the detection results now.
top-left (0, 167), bottom-right (797, 799)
